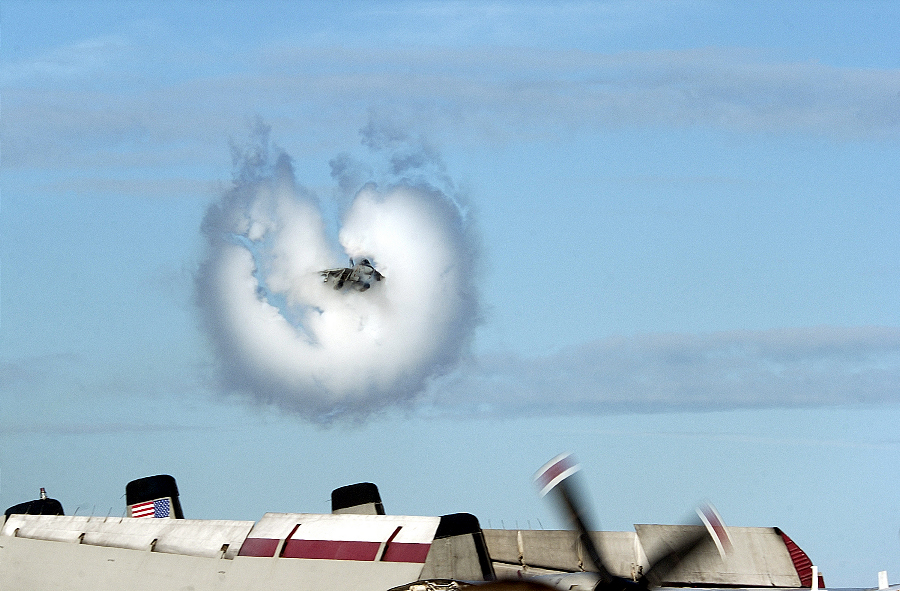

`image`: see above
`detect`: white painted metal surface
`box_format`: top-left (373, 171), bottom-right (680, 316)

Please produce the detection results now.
top-left (0, 512), bottom-right (441, 591)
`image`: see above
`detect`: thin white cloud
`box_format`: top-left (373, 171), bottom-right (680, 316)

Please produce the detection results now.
top-left (4, 45), bottom-right (898, 175)
top-left (424, 326), bottom-right (900, 416)
top-left (1, 35), bottom-right (130, 84)
top-left (243, 45), bottom-right (900, 141)
top-left (0, 422), bottom-right (203, 437)
top-left (0, 354), bottom-right (81, 389)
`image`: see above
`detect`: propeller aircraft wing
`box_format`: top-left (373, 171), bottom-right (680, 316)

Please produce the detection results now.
top-left (534, 454), bottom-right (731, 591)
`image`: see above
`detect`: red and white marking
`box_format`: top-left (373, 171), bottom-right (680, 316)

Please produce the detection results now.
top-left (238, 513), bottom-right (439, 563)
top-left (534, 453), bottom-right (581, 497)
top-left (697, 503), bottom-right (733, 558)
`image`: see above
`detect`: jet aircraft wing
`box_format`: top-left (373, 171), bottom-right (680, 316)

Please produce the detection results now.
top-left (320, 259), bottom-right (383, 291)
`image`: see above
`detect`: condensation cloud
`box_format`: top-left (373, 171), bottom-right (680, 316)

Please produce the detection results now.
top-left (195, 123), bottom-right (479, 421)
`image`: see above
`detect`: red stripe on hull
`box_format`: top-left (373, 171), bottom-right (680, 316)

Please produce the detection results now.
top-left (238, 537), bottom-right (432, 563)
top-left (282, 539), bottom-right (381, 561)
top-left (238, 537), bottom-right (279, 557)
top-left (382, 542), bottom-right (432, 563)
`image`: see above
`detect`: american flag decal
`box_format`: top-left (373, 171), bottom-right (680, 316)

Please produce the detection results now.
top-left (131, 498), bottom-right (171, 518)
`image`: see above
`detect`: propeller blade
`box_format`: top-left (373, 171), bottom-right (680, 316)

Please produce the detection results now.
top-left (536, 455), bottom-right (731, 591)
top-left (696, 503), bottom-right (733, 559)
top-left (639, 504), bottom-right (730, 588)
top-left (535, 454), bottom-right (613, 583)
top-left (639, 526), bottom-right (710, 588)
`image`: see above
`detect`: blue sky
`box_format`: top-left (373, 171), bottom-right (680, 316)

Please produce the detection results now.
top-left (2, 1), bottom-right (899, 586)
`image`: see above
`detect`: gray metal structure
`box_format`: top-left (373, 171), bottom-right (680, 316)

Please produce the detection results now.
top-left (0, 476), bottom-right (825, 591)
top-left (484, 526), bottom-right (810, 587)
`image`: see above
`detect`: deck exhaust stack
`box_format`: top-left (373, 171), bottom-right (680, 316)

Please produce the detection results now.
top-left (4, 488), bottom-right (64, 518)
top-left (126, 475), bottom-right (184, 519)
top-left (331, 482), bottom-right (385, 515)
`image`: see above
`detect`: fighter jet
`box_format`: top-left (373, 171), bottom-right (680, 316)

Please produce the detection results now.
top-left (320, 258), bottom-right (384, 291)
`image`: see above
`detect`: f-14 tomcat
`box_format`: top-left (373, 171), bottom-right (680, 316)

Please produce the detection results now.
top-left (321, 258), bottom-right (384, 291)
top-left (1, 461), bottom-right (829, 591)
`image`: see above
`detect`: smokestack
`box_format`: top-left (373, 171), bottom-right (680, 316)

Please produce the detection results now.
top-left (420, 513), bottom-right (496, 582)
top-left (331, 482), bottom-right (385, 515)
top-left (125, 475), bottom-right (184, 519)
top-left (4, 488), bottom-right (64, 518)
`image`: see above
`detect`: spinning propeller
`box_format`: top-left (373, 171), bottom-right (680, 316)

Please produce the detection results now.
top-left (534, 454), bottom-right (731, 591)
